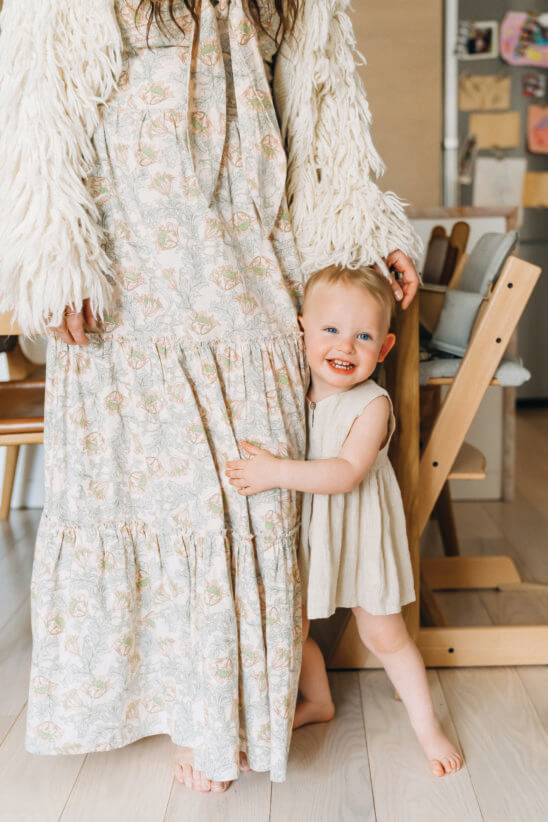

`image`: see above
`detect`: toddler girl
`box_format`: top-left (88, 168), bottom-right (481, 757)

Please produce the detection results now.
top-left (226, 266), bottom-right (463, 777)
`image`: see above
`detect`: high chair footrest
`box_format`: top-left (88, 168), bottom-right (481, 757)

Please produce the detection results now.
top-left (448, 442), bottom-right (486, 480)
top-left (422, 555), bottom-right (522, 590)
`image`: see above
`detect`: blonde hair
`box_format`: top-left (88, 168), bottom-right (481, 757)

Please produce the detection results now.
top-left (302, 266), bottom-right (395, 328)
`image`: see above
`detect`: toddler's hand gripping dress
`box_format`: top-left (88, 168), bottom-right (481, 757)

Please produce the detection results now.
top-left (25, 0), bottom-right (307, 783)
top-left (300, 380), bottom-right (416, 620)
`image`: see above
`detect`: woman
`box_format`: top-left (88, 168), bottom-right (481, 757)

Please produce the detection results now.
top-left (0, 0), bottom-right (421, 793)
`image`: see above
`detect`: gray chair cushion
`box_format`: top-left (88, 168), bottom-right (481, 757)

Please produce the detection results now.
top-left (431, 290), bottom-right (484, 356)
top-left (429, 230), bottom-right (519, 357)
top-left (419, 355), bottom-right (531, 387)
top-left (458, 231), bottom-right (519, 295)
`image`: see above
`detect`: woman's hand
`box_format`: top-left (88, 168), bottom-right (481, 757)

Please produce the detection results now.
top-left (50, 299), bottom-right (99, 346)
top-left (225, 441), bottom-right (280, 496)
top-left (377, 249), bottom-right (420, 310)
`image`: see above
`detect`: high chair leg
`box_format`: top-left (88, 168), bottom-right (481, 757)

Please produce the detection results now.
top-left (0, 445), bottom-right (20, 520)
top-left (434, 481), bottom-right (459, 557)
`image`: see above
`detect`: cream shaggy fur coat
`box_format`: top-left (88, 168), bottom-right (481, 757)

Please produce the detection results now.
top-left (0, 0), bottom-right (422, 334)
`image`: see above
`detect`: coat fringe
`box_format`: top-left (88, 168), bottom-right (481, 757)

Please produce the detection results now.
top-left (0, 0), bottom-right (122, 334)
top-left (273, 0), bottom-right (423, 277)
top-left (1, 0), bottom-right (421, 333)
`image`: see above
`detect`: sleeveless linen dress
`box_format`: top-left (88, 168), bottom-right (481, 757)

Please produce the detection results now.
top-left (300, 380), bottom-right (415, 620)
top-left (25, 0), bottom-right (307, 783)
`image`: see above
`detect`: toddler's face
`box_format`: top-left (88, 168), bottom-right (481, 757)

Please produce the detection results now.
top-left (299, 281), bottom-right (395, 395)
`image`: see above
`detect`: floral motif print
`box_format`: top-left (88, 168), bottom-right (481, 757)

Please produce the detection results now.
top-left (26, 0), bottom-right (307, 783)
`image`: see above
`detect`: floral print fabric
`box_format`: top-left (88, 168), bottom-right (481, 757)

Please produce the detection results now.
top-left (25, 0), bottom-right (307, 783)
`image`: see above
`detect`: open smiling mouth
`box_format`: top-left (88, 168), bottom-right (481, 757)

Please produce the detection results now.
top-left (327, 359), bottom-right (356, 373)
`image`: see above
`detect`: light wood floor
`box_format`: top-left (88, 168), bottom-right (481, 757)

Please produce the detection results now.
top-left (1, 408), bottom-right (548, 821)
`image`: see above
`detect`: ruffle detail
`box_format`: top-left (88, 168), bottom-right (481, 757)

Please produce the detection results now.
top-left (30, 327), bottom-right (306, 781)
top-left (26, 513), bottom-right (302, 782)
top-left (44, 330), bottom-right (306, 528)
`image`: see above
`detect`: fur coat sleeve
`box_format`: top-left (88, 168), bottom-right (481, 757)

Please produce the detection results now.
top-left (0, 0), bottom-right (421, 335)
top-left (273, 0), bottom-right (423, 277)
top-left (0, 0), bottom-right (122, 335)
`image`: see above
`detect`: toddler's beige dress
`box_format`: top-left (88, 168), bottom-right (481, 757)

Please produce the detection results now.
top-left (300, 380), bottom-right (415, 620)
top-left (25, 0), bottom-right (307, 783)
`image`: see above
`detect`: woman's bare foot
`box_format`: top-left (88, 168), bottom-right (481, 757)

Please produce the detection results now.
top-left (413, 721), bottom-right (463, 777)
top-left (239, 752), bottom-right (251, 772)
top-left (173, 746), bottom-right (231, 793)
top-left (293, 698), bottom-right (335, 730)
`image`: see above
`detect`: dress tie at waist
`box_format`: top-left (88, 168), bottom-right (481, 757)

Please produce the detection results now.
top-left (183, 0), bottom-right (286, 234)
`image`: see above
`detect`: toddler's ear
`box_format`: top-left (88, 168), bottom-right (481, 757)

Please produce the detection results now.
top-left (377, 333), bottom-right (396, 363)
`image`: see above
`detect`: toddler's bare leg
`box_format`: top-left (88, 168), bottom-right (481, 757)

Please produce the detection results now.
top-left (293, 610), bottom-right (335, 729)
top-left (353, 608), bottom-right (463, 777)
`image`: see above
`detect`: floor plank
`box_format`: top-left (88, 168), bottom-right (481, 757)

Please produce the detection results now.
top-left (481, 496), bottom-right (548, 583)
top-left (0, 509), bottom-right (41, 556)
top-left (0, 512), bottom-right (37, 631)
top-left (360, 669), bottom-right (481, 822)
top-left (517, 667), bottom-right (548, 734)
top-left (61, 734), bottom-right (174, 822)
top-left (479, 589), bottom-right (548, 626)
top-left (453, 501), bottom-right (502, 541)
top-left (435, 591), bottom-right (492, 627)
top-left (270, 672), bottom-right (374, 822)
top-left (514, 409), bottom-right (548, 523)
top-left (0, 599), bottom-right (32, 745)
top-left (439, 667), bottom-right (548, 821)
top-left (0, 707), bottom-right (85, 822)
top-left (164, 757), bottom-right (271, 822)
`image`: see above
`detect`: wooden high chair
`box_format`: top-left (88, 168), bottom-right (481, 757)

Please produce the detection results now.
top-left (0, 312), bottom-right (45, 520)
top-left (329, 255), bottom-right (548, 668)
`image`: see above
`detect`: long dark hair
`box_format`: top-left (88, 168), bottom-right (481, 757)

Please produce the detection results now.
top-left (136, 1), bottom-right (300, 42)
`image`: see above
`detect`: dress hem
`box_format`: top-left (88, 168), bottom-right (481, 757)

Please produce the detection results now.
top-left (305, 592), bottom-right (416, 621)
top-left (25, 731), bottom-right (289, 783)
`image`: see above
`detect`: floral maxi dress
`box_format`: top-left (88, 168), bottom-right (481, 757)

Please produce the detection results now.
top-left (25, 0), bottom-right (307, 783)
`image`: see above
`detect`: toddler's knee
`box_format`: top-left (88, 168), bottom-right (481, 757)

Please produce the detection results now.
top-left (360, 619), bottom-right (409, 657)
top-left (368, 630), bottom-right (408, 657)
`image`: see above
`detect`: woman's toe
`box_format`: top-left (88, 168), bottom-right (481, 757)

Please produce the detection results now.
top-left (211, 780), bottom-right (230, 793)
top-left (239, 752), bottom-right (251, 772)
top-left (193, 771), bottom-right (210, 791)
top-left (181, 762), bottom-right (194, 788)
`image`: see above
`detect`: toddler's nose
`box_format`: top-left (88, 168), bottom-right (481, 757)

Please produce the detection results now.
top-left (337, 338), bottom-right (355, 354)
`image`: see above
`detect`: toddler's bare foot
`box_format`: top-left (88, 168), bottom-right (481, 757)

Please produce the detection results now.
top-left (413, 722), bottom-right (463, 777)
top-left (173, 745), bottom-right (231, 793)
top-left (293, 698), bottom-right (335, 730)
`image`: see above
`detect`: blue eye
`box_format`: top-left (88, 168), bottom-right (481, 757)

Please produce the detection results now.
top-left (324, 327), bottom-right (337, 334)
top-left (358, 333), bottom-right (371, 341)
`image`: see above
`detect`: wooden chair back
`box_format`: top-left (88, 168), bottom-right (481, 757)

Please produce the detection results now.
top-left (418, 255), bottom-right (540, 535)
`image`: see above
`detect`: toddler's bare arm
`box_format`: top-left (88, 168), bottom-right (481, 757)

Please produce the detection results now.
top-left (225, 396), bottom-right (390, 496)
